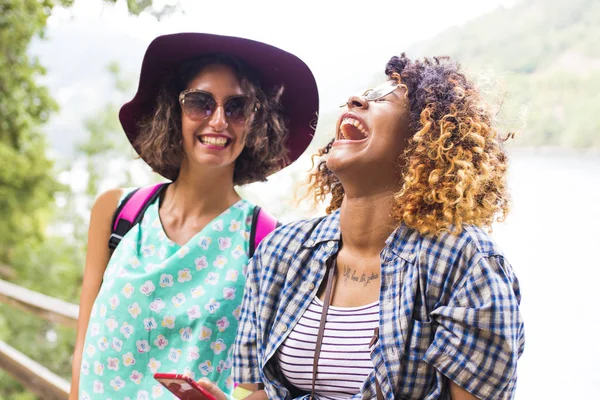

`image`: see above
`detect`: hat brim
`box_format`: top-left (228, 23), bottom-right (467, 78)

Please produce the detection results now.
top-left (119, 32), bottom-right (319, 178)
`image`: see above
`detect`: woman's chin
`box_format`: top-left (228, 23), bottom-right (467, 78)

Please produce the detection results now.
top-left (326, 151), bottom-right (359, 174)
top-left (324, 155), bottom-right (341, 174)
top-left (181, 153), bottom-right (235, 174)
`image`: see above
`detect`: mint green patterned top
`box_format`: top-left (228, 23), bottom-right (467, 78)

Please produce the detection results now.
top-left (79, 191), bottom-right (255, 400)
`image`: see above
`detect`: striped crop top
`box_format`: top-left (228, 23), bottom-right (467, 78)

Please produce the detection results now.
top-left (276, 297), bottom-right (380, 399)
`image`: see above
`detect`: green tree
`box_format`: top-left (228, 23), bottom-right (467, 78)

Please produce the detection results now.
top-left (0, 1), bottom-right (163, 398)
top-left (0, 0), bottom-right (71, 272)
top-left (0, 1), bottom-right (75, 398)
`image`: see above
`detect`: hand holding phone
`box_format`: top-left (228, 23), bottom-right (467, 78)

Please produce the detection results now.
top-left (154, 373), bottom-right (217, 400)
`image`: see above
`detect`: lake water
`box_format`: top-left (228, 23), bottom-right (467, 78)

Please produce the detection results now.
top-left (247, 148), bottom-right (600, 399)
top-left (492, 150), bottom-right (600, 399)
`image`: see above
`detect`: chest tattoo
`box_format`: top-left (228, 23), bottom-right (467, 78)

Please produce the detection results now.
top-left (342, 265), bottom-right (380, 287)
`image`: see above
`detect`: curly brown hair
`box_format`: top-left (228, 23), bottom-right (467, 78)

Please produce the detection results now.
top-left (134, 54), bottom-right (289, 185)
top-left (308, 54), bottom-right (511, 235)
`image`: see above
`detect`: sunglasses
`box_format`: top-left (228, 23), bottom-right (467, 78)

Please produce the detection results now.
top-left (340, 80), bottom-right (400, 107)
top-left (179, 89), bottom-right (257, 124)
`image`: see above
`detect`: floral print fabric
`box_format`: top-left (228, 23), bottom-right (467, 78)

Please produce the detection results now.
top-left (79, 192), bottom-right (254, 400)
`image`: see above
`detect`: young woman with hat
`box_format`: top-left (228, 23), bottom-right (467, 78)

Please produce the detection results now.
top-left (69, 32), bottom-right (318, 400)
top-left (198, 54), bottom-right (524, 400)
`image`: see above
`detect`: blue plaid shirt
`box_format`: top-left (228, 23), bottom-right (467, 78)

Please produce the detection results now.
top-left (233, 211), bottom-right (524, 399)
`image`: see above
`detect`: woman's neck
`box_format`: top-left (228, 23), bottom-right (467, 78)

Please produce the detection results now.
top-left (162, 163), bottom-right (241, 220)
top-left (338, 189), bottom-right (398, 258)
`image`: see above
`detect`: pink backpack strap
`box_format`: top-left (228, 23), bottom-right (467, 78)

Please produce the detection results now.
top-left (108, 183), bottom-right (168, 250)
top-left (249, 206), bottom-right (279, 257)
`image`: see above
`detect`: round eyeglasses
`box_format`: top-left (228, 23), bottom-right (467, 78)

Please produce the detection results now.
top-left (340, 80), bottom-right (400, 107)
top-left (179, 89), bottom-right (258, 124)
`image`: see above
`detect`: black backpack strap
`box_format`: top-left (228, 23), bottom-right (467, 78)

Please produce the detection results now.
top-left (108, 188), bottom-right (139, 250)
top-left (108, 183), bottom-right (169, 251)
top-left (248, 206), bottom-right (280, 257)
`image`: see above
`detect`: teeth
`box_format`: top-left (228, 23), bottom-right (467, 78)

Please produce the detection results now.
top-left (199, 136), bottom-right (228, 147)
top-left (340, 117), bottom-right (369, 138)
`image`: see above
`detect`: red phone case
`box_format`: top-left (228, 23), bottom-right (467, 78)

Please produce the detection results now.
top-left (154, 372), bottom-right (217, 400)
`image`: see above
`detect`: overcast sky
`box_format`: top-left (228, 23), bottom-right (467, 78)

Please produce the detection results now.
top-left (49, 0), bottom-right (517, 112)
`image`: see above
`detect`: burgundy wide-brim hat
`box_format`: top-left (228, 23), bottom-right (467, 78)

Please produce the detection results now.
top-left (119, 32), bottom-right (319, 177)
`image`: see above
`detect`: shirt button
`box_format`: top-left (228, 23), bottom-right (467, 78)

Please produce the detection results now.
top-left (306, 240), bottom-right (314, 246)
top-left (277, 323), bottom-right (287, 334)
top-left (327, 241), bottom-right (335, 247)
top-left (387, 347), bottom-right (397, 357)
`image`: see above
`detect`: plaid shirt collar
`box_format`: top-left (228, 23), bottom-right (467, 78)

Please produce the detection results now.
top-left (300, 210), bottom-right (340, 248)
top-left (302, 209), bottom-right (417, 264)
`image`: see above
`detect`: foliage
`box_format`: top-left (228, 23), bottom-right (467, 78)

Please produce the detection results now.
top-left (0, 1), bottom-right (75, 397)
top-left (0, 1), bottom-right (158, 397)
top-left (0, 0), bottom-right (71, 269)
top-left (103, 0), bottom-right (180, 19)
top-left (409, 0), bottom-right (600, 148)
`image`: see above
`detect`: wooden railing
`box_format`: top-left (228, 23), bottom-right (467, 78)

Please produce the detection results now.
top-left (0, 278), bottom-right (77, 399)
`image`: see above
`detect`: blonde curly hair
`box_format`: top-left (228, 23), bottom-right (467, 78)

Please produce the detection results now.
top-left (307, 54), bottom-right (511, 236)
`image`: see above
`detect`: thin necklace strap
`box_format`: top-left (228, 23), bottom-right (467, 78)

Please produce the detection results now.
top-left (309, 252), bottom-right (385, 400)
top-left (310, 255), bottom-right (336, 399)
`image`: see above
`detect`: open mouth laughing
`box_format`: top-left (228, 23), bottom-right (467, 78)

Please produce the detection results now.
top-left (338, 113), bottom-right (369, 142)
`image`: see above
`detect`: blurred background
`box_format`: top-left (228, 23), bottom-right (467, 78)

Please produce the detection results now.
top-left (1, 0), bottom-right (599, 398)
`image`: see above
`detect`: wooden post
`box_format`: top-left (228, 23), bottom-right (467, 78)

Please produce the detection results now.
top-left (0, 279), bottom-right (79, 329)
top-left (0, 340), bottom-right (70, 400)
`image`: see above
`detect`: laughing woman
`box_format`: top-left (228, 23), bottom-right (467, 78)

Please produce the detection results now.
top-left (199, 54), bottom-right (524, 400)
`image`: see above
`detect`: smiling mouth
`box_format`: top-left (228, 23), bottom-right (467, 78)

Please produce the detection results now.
top-left (339, 117), bottom-right (369, 140)
top-left (197, 135), bottom-right (231, 148)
